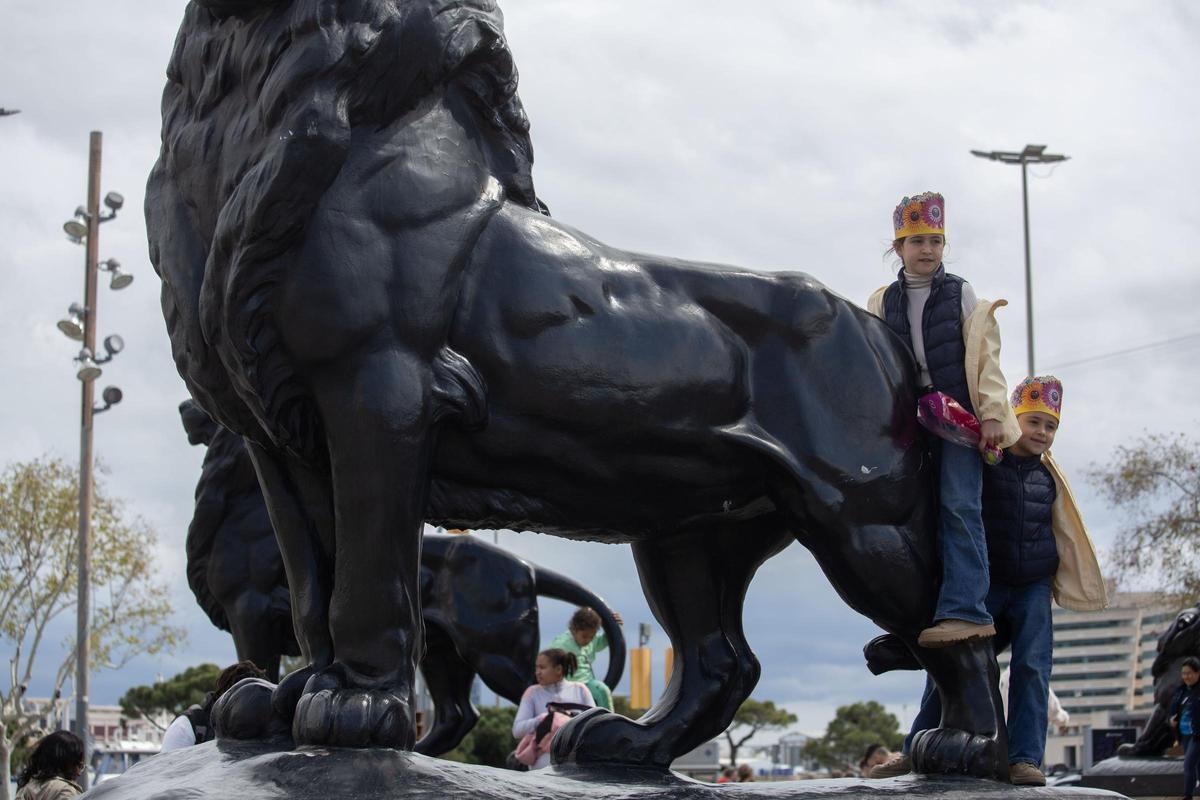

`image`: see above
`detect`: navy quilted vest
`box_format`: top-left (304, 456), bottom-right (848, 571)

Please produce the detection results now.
top-left (882, 266), bottom-right (973, 413)
top-left (982, 453), bottom-right (1059, 585)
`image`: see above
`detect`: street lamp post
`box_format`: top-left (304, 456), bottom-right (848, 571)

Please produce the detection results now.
top-left (74, 132), bottom-right (103, 770)
top-left (59, 131), bottom-right (129, 789)
top-left (970, 144), bottom-right (1069, 377)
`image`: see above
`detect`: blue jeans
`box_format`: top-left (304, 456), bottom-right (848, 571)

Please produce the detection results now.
top-left (1185, 738), bottom-right (1200, 799)
top-left (905, 578), bottom-right (1054, 767)
top-left (934, 442), bottom-right (992, 625)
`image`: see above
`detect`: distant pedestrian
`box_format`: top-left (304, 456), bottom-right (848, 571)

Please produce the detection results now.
top-left (735, 763), bottom-right (754, 782)
top-left (161, 660), bottom-right (267, 751)
top-left (551, 606), bottom-right (623, 710)
top-left (716, 765), bottom-right (735, 783)
top-left (512, 648), bottom-right (595, 769)
top-left (998, 666), bottom-right (1070, 732)
top-left (16, 730), bottom-right (85, 800)
top-left (1170, 656), bottom-right (1200, 800)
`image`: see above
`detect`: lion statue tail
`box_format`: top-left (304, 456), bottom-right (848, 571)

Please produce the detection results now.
top-left (531, 566), bottom-right (626, 691)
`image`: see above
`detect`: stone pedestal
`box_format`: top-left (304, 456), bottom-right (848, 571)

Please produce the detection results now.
top-left (1080, 755), bottom-right (1183, 798)
top-left (85, 740), bottom-right (1131, 799)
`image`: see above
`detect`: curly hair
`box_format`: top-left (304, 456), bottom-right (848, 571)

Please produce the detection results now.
top-left (569, 606), bottom-right (601, 633)
top-left (214, 660), bottom-right (269, 699)
top-left (149, 0), bottom-right (539, 455)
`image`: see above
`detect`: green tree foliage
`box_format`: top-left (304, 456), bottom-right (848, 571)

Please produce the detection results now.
top-left (802, 700), bottom-right (903, 771)
top-left (119, 664), bottom-right (222, 729)
top-left (1089, 432), bottom-right (1200, 601)
top-left (611, 694), bottom-right (635, 719)
top-left (279, 654), bottom-right (306, 678)
top-left (0, 457), bottom-right (183, 800)
top-left (439, 706), bottom-right (517, 767)
top-left (723, 698), bottom-right (797, 766)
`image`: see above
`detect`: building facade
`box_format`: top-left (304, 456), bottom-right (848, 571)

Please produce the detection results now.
top-left (997, 592), bottom-right (1176, 769)
top-left (24, 697), bottom-right (168, 745)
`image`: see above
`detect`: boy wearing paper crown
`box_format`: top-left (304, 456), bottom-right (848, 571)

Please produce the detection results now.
top-left (867, 192), bottom-right (1021, 648)
top-left (875, 377), bottom-right (1108, 783)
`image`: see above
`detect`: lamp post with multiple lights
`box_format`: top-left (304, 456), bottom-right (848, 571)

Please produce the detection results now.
top-left (58, 132), bottom-right (132, 784)
top-left (970, 144), bottom-right (1069, 377)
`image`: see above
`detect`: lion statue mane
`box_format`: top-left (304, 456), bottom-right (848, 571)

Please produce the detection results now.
top-left (152, 0), bottom-right (537, 460)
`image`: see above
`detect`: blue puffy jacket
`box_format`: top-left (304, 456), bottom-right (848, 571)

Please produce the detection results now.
top-left (881, 265), bottom-right (973, 413)
top-left (982, 453), bottom-right (1059, 585)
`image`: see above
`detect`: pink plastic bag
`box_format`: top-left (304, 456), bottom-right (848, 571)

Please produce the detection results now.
top-left (513, 731), bottom-right (540, 766)
top-left (513, 711), bottom-right (572, 766)
top-left (916, 391), bottom-right (1003, 466)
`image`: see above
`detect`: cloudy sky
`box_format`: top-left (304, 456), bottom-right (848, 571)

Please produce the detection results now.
top-left (2, 0), bottom-right (1197, 742)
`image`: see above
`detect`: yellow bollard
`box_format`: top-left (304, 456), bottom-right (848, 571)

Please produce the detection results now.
top-left (630, 647), bottom-right (652, 709)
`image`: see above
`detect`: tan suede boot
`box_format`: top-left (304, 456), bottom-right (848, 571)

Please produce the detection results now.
top-left (917, 619), bottom-right (997, 648)
top-left (1009, 762), bottom-right (1046, 786)
top-left (867, 753), bottom-right (912, 779)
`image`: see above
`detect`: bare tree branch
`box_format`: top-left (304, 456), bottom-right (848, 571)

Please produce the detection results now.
top-left (0, 457), bottom-right (182, 794)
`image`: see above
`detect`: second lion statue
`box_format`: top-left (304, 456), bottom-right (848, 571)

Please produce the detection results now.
top-left (179, 398), bottom-right (624, 756)
top-left (148, 0), bottom-right (1007, 778)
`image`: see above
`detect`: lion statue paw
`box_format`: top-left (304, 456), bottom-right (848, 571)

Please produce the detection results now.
top-left (551, 708), bottom-right (673, 770)
top-left (212, 677), bottom-right (292, 743)
top-left (910, 726), bottom-right (1007, 781)
top-left (291, 664), bottom-right (415, 749)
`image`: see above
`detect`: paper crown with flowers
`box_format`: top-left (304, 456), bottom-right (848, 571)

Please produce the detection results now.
top-left (1011, 375), bottom-right (1063, 420)
top-left (893, 192), bottom-right (945, 239)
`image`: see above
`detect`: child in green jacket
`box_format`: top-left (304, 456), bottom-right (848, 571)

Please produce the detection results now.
top-left (550, 606), bottom-right (623, 710)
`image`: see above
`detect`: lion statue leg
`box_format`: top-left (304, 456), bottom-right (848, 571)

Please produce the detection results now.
top-left (227, 592), bottom-right (284, 683)
top-left (286, 349), bottom-right (436, 749)
top-left (414, 623), bottom-right (481, 757)
top-left (243, 442), bottom-right (336, 725)
top-left (908, 642), bottom-right (1009, 779)
top-left (768, 463), bottom-right (1009, 781)
top-left (553, 515), bottom-right (792, 769)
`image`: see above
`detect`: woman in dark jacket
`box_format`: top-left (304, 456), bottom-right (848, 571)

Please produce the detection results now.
top-left (1170, 656), bottom-right (1200, 800)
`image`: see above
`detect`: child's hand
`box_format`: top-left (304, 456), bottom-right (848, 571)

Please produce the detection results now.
top-left (979, 419), bottom-right (1004, 453)
top-left (613, 611), bottom-right (624, 625)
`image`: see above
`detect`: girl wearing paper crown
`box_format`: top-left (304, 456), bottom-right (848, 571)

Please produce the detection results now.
top-left (877, 377), bottom-right (1107, 784)
top-left (867, 192), bottom-right (1021, 648)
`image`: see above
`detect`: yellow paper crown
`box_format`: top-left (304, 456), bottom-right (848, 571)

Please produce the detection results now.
top-left (893, 192), bottom-right (945, 239)
top-left (1011, 376), bottom-right (1063, 420)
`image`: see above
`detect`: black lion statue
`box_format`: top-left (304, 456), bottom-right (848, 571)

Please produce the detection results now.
top-left (1120, 605), bottom-right (1200, 757)
top-left (180, 399), bottom-right (624, 756)
top-left (148, 0), bottom-right (1006, 778)
top-left (180, 399), bottom-right (299, 682)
